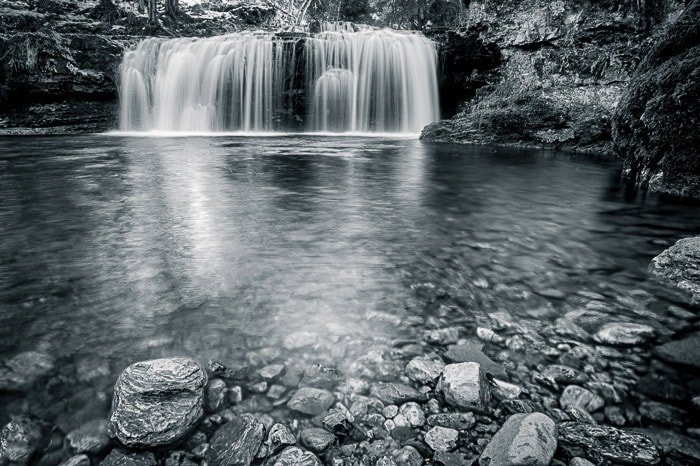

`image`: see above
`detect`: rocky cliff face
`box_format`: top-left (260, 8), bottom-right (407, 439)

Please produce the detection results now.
top-left (421, 0), bottom-right (687, 154)
top-left (612, 0), bottom-right (699, 200)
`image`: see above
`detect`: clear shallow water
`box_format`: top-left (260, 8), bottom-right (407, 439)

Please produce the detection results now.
top-left (0, 135), bottom-right (698, 430)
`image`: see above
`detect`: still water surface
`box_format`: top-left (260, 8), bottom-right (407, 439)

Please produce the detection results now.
top-left (0, 135), bottom-right (698, 428)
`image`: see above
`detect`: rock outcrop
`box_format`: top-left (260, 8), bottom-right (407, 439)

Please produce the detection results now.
top-left (108, 358), bottom-right (207, 448)
top-left (613, 0), bottom-right (700, 199)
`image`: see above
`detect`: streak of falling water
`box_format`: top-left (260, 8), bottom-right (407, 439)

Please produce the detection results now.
top-left (119, 26), bottom-right (439, 134)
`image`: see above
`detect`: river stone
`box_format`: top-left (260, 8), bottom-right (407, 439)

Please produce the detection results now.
top-left (299, 428), bottom-right (335, 453)
top-left (287, 387), bottom-right (335, 415)
top-left (649, 237), bottom-right (700, 305)
top-left (558, 422), bottom-right (660, 465)
top-left (0, 417), bottom-right (48, 465)
top-left (66, 419), bottom-right (110, 454)
top-left (100, 450), bottom-right (157, 466)
top-left (479, 413), bottom-right (557, 466)
top-left (0, 351), bottom-right (55, 392)
top-left (560, 385), bottom-right (604, 412)
top-left (424, 426), bottom-right (458, 451)
top-left (266, 424), bottom-right (295, 455)
top-left (633, 427), bottom-right (700, 465)
top-left (108, 358), bottom-right (207, 447)
top-left (541, 364), bottom-right (587, 384)
top-left (210, 414), bottom-right (265, 466)
top-left (437, 362), bottom-right (490, 412)
top-left (60, 454), bottom-right (91, 466)
top-left (594, 322), bottom-right (657, 346)
top-left (569, 458), bottom-right (595, 466)
top-left (404, 357), bottom-right (444, 384)
top-left (205, 378), bottom-right (228, 413)
top-left (427, 412), bottom-right (476, 430)
top-left (443, 341), bottom-right (507, 378)
top-left (267, 446), bottom-right (322, 466)
top-left (639, 401), bottom-right (687, 427)
top-left (654, 332), bottom-right (700, 370)
top-left (393, 446), bottom-right (422, 466)
top-left (399, 402), bottom-right (425, 427)
top-left (370, 382), bottom-right (422, 405)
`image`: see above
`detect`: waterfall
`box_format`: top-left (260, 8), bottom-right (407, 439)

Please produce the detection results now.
top-left (119, 27), bottom-right (439, 134)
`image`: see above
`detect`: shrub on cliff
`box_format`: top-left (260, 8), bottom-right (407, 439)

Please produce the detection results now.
top-left (612, 0), bottom-right (700, 199)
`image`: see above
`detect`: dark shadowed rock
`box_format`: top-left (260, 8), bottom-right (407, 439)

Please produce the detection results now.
top-left (100, 449), bottom-right (157, 466)
top-left (370, 383), bottom-right (423, 405)
top-left (479, 413), bottom-right (557, 466)
top-left (633, 427), bottom-right (700, 465)
top-left (0, 417), bottom-right (48, 465)
top-left (287, 387), bottom-right (335, 415)
top-left (654, 332), bottom-right (700, 370)
top-left (59, 455), bottom-right (90, 466)
top-left (0, 352), bottom-right (55, 392)
top-left (108, 358), bottom-right (207, 448)
top-left (437, 362), bottom-right (490, 412)
top-left (649, 237), bottom-right (700, 306)
top-left (558, 422), bottom-right (660, 465)
top-left (639, 401), bottom-right (687, 427)
top-left (265, 446), bottom-right (322, 466)
top-left (613, 1), bottom-right (700, 200)
top-left (210, 414), bottom-right (265, 466)
top-left (66, 419), bottom-right (110, 454)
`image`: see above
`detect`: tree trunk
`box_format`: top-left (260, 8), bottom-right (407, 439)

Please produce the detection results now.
top-left (148, 0), bottom-right (157, 24)
top-left (165, 0), bottom-right (178, 18)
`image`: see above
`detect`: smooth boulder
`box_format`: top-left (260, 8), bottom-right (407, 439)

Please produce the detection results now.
top-left (479, 413), bottom-right (557, 466)
top-left (108, 358), bottom-right (207, 447)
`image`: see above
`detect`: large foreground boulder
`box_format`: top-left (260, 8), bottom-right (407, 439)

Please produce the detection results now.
top-left (612, 1), bottom-right (700, 199)
top-left (649, 236), bottom-right (700, 306)
top-left (479, 413), bottom-right (557, 466)
top-left (108, 358), bottom-right (207, 448)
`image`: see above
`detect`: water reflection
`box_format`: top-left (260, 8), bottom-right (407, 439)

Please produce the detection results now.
top-left (0, 135), bottom-right (699, 428)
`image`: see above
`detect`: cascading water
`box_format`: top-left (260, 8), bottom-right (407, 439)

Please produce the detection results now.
top-left (119, 26), bottom-right (439, 134)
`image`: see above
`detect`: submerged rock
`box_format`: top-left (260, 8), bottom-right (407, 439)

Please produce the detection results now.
top-left (479, 413), bottom-right (556, 466)
top-left (0, 417), bottom-right (48, 465)
top-left (404, 357), bottom-right (444, 384)
top-left (108, 358), bottom-right (207, 448)
top-left (287, 387), bottom-right (335, 415)
top-left (437, 362), bottom-right (490, 412)
top-left (559, 385), bottom-right (605, 412)
top-left (558, 422), bottom-right (660, 465)
top-left (654, 332), bottom-right (700, 370)
top-left (594, 322), bottom-right (656, 346)
top-left (370, 383), bottom-right (422, 405)
top-left (210, 414), bottom-right (265, 466)
top-left (66, 419), bottom-right (110, 454)
top-left (639, 401), bottom-right (687, 427)
top-left (649, 237), bottom-right (700, 306)
top-left (0, 351), bottom-right (55, 392)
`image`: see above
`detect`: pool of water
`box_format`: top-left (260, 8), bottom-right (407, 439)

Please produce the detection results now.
top-left (0, 135), bottom-right (698, 430)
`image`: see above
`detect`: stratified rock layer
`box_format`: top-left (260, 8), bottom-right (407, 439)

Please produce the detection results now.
top-left (108, 358), bottom-right (207, 448)
top-left (558, 422), bottom-right (660, 465)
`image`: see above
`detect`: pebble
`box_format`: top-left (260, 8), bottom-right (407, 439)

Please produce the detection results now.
top-left (639, 401), bottom-right (687, 427)
top-left (268, 446), bottom-right (322, 466)
top-left (287, 387), bottom-right (335, 415)
top-left (404, 357), bottom-right (445, 384)
top-left (0, 417), bottom-right (47, 465)
top-left (399, 402), bottom-right (425, 427)
top-left (594, 322), bottom-right (657, 346)
top-left (299, 428), bottom-right (335, 453)
top-left (479, 413), bottom-right (557, 466)
top-left (437, 362), bottom-right (490, 412)
top-left (370, 383), bottom-right (422, 405)
top-left (210, 414), bottom-right (265, 466)
top-left (205, 379), bottom-right (228, 412)
top-left (424, 426), bottom-right (458, 451)
top-left (559, 385), bottom-right (605, 412)
top-left (266, 423), bottom-right (295, 455)
top-left (66, 419), bottom-right (110, 454)
top-left (59, 455), bottom-right (91, 466)
top-left (427, 412), bottom-right (476, 430)
top-left (0, 351), bottom-right (55, 392)
top-left (100, 449), bottom-right (157, 466)
top-left (259, 364), bottom-right (285, 381)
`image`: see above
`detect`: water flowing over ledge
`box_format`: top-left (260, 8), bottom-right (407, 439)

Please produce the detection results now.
top-left (119, 26), bottom-right (440, 134)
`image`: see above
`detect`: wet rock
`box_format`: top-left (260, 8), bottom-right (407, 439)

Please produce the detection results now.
top-left (541, 365), bottom-right (587, 385)
top-left (59, 455), bottom-right (90, 466)
top-left (259, 365), bottom-right (285, 382)
top-left (300, 363), bottom-right (343, 390)
top-left (206, 379), bottom-right (228, 412)
top-left (0, 351), bottom-right (55, 392)
top-left (639, 401), bottom-right (687, 427)
top-left (299, 428), bottom-right (335, 453)
top-left (370, 383), bottom-right (422, 405)
top-left (0, 417), bottom-right (48, 465)
top-left (594, 323), bottom-right (657, 346)
top-left (636, 373), bottom-right (688, 403)
top-left (394, 446), bottom-right (422, 466)
top-left (634, 427), bottom-right (700, 466)
top-left (399, 402), bottom-right (425, 427)
top-left (437, 362), bottom-right (490, 412)
top-left (405, 357), bottom-right (444, 385)
top-left (287, 387), bottom-right (335, 415)
top-left (266, 424), bottom-right (295, 455)
top-left (479, 413), bottom-right (557, 466)
top-left (209, 361), bottom-right (249, 382)
top-left (604, 406), bottom-right (627, 426)
top-left (559, 385), bottom-right (604, 412)
top-left (492, 379), bottom-right (522, 400)
top-left (108, 358), bottom-right (207, 448)
top-left (500, 399), bottom-right (543, 415)
top-left (66, 419), bottom-right (110, 454)
top-left (649, 237), bottom-right (700, 303)
top-left (584, 381), bottom-right (622, 403)
top-left (282, 332), bottom-right (318, 350)
top-left (100, 450), bottom-right (157, 466)
top-left (321, 410), bottom-right (356, 440)
top-left (265, 446), bottom-right (322, 466)
top-left (558, 422), bottom-right (660, 465)
top-left (427, 412), bottom-right (476, 430)
top-left (655, 332), bottom-right (700, 370)
top-left (165, 451), bottom-right (198, 466)
top-left (424, 426), bottom-right (458, 451)
top-left (210, 414), bottom-right (265, 466)
top-left (423, 327), bottom-right (461, 345)
top-left (444, 342), bottom-right (507, 378)
top-left (569, 458), bottom-right (595, 466)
